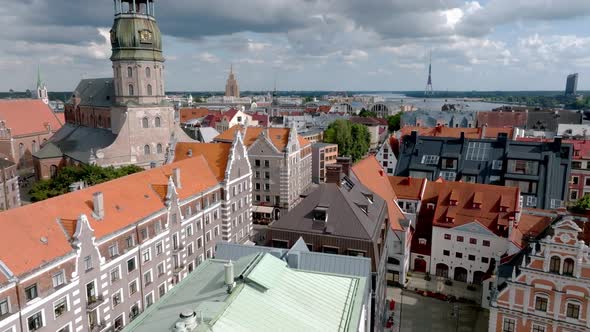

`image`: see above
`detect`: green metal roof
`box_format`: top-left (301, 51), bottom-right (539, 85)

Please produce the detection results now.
top-left (124, 253), bottom-right (366, 332)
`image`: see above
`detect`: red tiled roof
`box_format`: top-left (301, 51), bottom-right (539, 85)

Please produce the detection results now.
top-left (477, 111), bottom-right (527, 128)
top-left (388, 176), bottom-right (425, 200)
top-left (179, 107), bottom-right (218, 123)
top-left (352, 156), bottom-right (405, 231)
top-left (173, 142), bottom-right (231, 181)
top-left (250, 113), bottom-right (269, 127)
top-left (510, 213), bottom-right (553, 248)
top-left (54, 112), bottom-right (65, 125)
top-left (399, 126), bottom-right (513, 139)
top-left (0, 99), bottom-right (63, 136)
top-left (0, 156), bottom-right (219, 277)
top-left (215, 126), bottom-right (309, 151)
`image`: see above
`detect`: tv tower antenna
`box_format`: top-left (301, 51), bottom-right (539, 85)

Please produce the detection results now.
top-left (425, 51), bottom-right (434, 96)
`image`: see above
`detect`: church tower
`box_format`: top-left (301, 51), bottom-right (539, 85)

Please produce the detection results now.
top-left (224, 64), bottom-right (240, 98)
top-left (110, 0), bottom-right (164, 105)
top-left (36, 66), bottom-right (49, 105)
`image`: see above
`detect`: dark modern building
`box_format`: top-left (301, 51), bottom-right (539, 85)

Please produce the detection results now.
top-left (395, 131), bottom-right (572, 210)
top-left (566, 73), bottom-right (579, 96)
top-left (267, 171), bottom-right (389, 331)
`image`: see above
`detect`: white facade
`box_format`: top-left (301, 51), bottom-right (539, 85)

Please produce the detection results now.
top-left (215, 110), bottom-right (257, 133)
top-left (430, 222), bottom-right (508, 283)
top-left (375, 140), bottom-right (397, 175)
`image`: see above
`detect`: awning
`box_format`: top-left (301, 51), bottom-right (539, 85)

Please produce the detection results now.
top-left (252, 205), bottom-right (275, 214)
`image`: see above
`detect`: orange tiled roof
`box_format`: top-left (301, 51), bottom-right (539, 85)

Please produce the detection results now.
top-left (399, 126), bottom-right (513, 139)
top-left (388, 176), bottom-right (425, 200)
top-left (179, 107), bottom-right (219, 123)
top-left (430, 181), bottom-right (520, 233)
top-left (215, 126), bottom-right (310, 151)
top-left (54, 112), bottom-right (65, 125)
top-left (173, 142), bottom-right (231, 181)
top-left (510, 212), bottom-right (553, 248)
top-left (0, 156), bottom-right (219, 277)
top-left (0, 99), bottom-right (63, 136)
top-left (352, 156), bottom-right (405, 231)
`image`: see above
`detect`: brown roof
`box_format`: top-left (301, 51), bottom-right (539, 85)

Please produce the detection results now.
top-left (179, 107), bottom-right (219, 123)
top-left (173, 142), bottom-right (231, 181)
top-left (0, 155), bottom-right (219, 277)
top-left (351, 156), bottom-right (405, 231)
top-left (399, 126), bottom-right (513, 139)
top-left (54, 112), bottom-right (65, 125)
top-left (0, 99), bottom-right (63, 136)
top-left (430, 181), bottom-right (520, 234)
top-left (510, 213), bottom-right (553, 248)
top-left (477, 111), bottom-right (527, 128)
top-left (388, 176), bottom-right (425, 200)
top-left (215, 126), bottom-right (310, 151)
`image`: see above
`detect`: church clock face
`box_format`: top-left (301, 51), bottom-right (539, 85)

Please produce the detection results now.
top-left (139, 30), bottom-right (153, 44)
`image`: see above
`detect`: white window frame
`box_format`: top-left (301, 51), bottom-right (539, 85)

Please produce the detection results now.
top-left (492, 160), bottom-right (503, 170)
top-left (143, 270), bottom-right (153, 286)
top-left (186, 225), bottom-right (193, 237)
top-left (502, 317), bottom-right (515, 332)
top-left (52, 270), bottom-right (65, 288)
top-left (145, 291), bottom-right (154, 308)
top-left (56, 322), bottom-right (72, 332)
top-left (108, 243), bottom-right (119, 257)
top-left (112, 289), bottom-right (123, 308)
top-left (110, 266), bottom-right (121, 283)
top-left (158, 282), bottom-right (167, 298)
top-left (128, 279), bottom-right (139, 296)
top-left (52, 296), bottom-right (69, 320)
top-left (157, 262), bottom-right (165, 277)
top-left (26, 310), bottom-right (45, 332)
top-left (143, 249), bottom-right (151, 263)
top-left (155, 241), bottom-right (163, 256)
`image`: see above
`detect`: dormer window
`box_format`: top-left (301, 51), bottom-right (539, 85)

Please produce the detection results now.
top-left (427, 203), bottom-right (435, 210)
top-left (356, 204), bottom-right (369, 215)
top-left (450, 199), bottom-right (458, 206)
top-left (446, 216), bottom-right (454, 223)
top-left (472, 202), bottom-right (481, 209)
top-left (500, 205), bottom-right (508, 212)
top-left (313, 207), bottom-right (328, 222)
top-left (418, 238), bottom-right (427, 245)
top-left (363, 193), bottom-right (374, 204)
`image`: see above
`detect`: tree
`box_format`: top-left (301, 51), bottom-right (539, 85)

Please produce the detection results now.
top-left (324, 120), bottom-right (370, 162)
top-left (358, 109), bottom-right (377, 118)
top-left (29, 164), bottom-right (144, 202)
top-left (387, 112), bottom-right (403, 132)
top-left (574, 195), bottom-right (590, 212)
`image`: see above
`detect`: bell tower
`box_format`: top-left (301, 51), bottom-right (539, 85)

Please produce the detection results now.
top-left (110, 0), bottom-right (165, 105)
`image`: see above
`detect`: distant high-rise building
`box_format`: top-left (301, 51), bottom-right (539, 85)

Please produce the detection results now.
top-left (565, 73), bottom-right (578, 96)
top-left (35, 66), bottom-right (49, 104)
top-left (225, 64), bottom-right (240, 98)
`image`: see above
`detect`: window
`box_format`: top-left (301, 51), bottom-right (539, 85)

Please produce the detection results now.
top-left (145, 293), bottom-right (154, 307)
top-left (462, 175), bottom-right (476, 183)
top-left (129, 280), bottom-right (138, 295)
top-left (443, 250), bottom-right (450, 256)
top-left (205, 231), bottom-right (211, 243)
top-left (468, 255), bottom-right (475, 261)
top-left (25, 284), bottom-right (38, 301)
top-left (143, 250), bottom-right (151, 263)
top-left (532, 324), bottom-right (545, 332)
top-left (128, 84), bottom-right (134, 96)
top-left (0, 298), bottom-right (8, 316)
top-left (264, 183), bottom-right (270, 191)
top-left (109, 244), bottom-right (119, 257)
top-left (114, 315), bottom-right (124, 330)
top-left (455, 236), bottom-right (464, 242)
top-left (255, 159), bottom-right (260, 167)
top-left (127, 66), bottom-right (133, 78)
top-left (156, 241), bottom-right (163, 255)
top-left (455, 252), bottom-right (463, 258)
top-left (144, 271), bottom-right (152, 285)
top-left (570, 190), bottom-right (578, 201)
top-left (507, 160), bottom-right (539, 176)
top-left (155, 117), bottom-right (161, 127)
top-left (145, 67), bottom-right (151, 78)
top-left (112, 291), bottom-right (122, 307)
top-left (566, 302), bottom-right (580, 319)
top-left (466, 142), bottom-right (491, 161)
top-left (505, 180), bottom-right (537, 194)
top-left (572, 176), bottom-right (579, 185)
top-left (264, 160), bottom-right (270, 167)
top-left (214, 226), bottom-right (219, 237)
top-left (525, 196), bottom-right (537, 207)
top-left (144, 144), bottom-right (151, 155)
top-left (157, 262), bottom-right (165, 277)
top-left (535, 296), bottom-right (548, 312)
top-left (54, 297), bottom-right (68, 318)
top-left (492, 160), bottom-right (503, 170)
top-left (158, 284), bottom-right (166, 297)
top-left (52, 271), bottom-right (65, 288)
top-left (549, 256), bottom-right (560, 273)
top-left (187, 243), bottom-right (194, 256)
top-left (110, 267), bottom-right (120, 282)
top-left (502, 318), bottom-right (515, 332)
top-left (563, 258), bottom-right (574, 276)
top-left (421, 155), bottom-right (440, 165)
top-left (482, 257), bottom-right (489, 263)
top-left (197, 237), bottom-right (203, 249)
top-left (444, 234), bottom-right (451, 240)
top-left (84, 256), bottom-right (92, 271)
top-left (442, 158), bottom-right (457, 170)
top-left (27, 312), bottom-right (43, 331)
top-left (140, 228), bottom-right (148, 241)
top-left (32, 140), bottom-right (37, 153)
top-left (469, 238), bottom-right (477, 245)
top-left (127, 258), bottom-right (137, 272)
top-left (439, 171), bottom-right (456, 181)
top-left (126, 236), bottom-right (135, 248)
top-left (483, 240), bottom-right (490, 247)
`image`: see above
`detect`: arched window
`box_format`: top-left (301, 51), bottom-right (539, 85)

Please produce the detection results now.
top-left (563, 258), bottom-right (575, 276)
top-left (549, 256), bottom-right (561, 273)
top-left (127, 67), bottom-right (133, 78)
top-left (32, 140), bottom-right (37, 153)
top-left (144, 145), bottom-right (151, 155)
top-left (147, 84), bottom-right (153, 96)
top-left (142, 117), bottom-right (149, 128)
top-left (155, 117), bottom-right (161, 127)
top-left (157, 143), bottom-right (163, 154)
top-left (128, 84), bottom-right (134, 96)
top-left (18, 143), bottom-right (24, 158)
top-left (146, 67), bottom-right (151, 78)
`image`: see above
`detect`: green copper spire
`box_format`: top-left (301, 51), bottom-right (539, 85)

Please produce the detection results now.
top-left (36, 65), bottom-right (42, 88)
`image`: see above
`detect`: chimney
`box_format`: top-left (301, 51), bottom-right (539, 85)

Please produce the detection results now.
top-left (174, 310), bottom-right (198, 332)
top-left (173, 168), bottom-right (181, 189)
top-left (481, 123), bottom-right (487, 138)
top-left (224, 261), bottom-right (235, 293)
top-left (336, 156), bottom-right (352, 177)
top-left (326, 164), bottom-right (343, 185)
top-left (187, 149), bottom-right (193, 157)
top-left (93, 192), bottom-right (104, 219)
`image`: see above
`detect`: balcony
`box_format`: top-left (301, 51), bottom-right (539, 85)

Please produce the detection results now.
top-left (173, 265), bottom-right (185, 274)
top-left (172, 244), bottom-right (185, 253)
top-left (86, 295), bottom-right (105, 311)
top-left (90, 319), bottom-right (106, 332)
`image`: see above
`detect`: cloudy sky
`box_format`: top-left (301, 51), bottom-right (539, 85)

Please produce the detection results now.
top-left (2, 0), bottom-right (590, 92)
